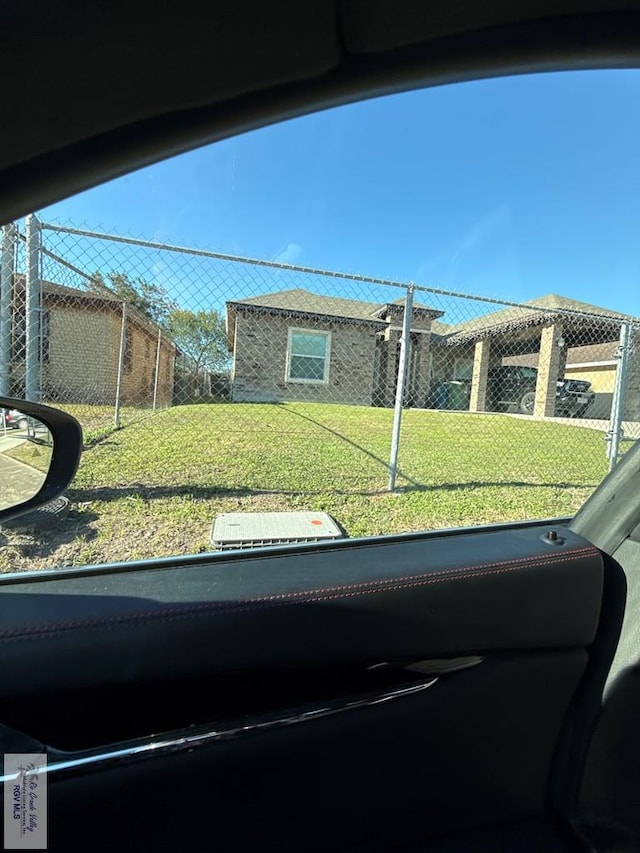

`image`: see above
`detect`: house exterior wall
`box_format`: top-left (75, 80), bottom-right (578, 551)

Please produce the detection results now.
top-left (155, 341), bottom-right (176, 407)
top-left (376, 330), bottom-right (400, 407)
top-left (121, 319), bottom-right (175, 407)
top-left (384, 311), bottom-right (433, 333)
top-left (41, 302), bottom-right (174, 407)
top-left (564, 363), bottom-right (615, 418)
top-left (231, 311), bottom-right (377, 405)
top-left (44, 304), bottom-right (116, 403)
top-left (624, 327), bottom-right (640, 421)
top-left (409, 334), bottom-right (432, 407)
top-left (372, 332), bottom-right (433, 408)
top-left (560, 366), bottom-right (616, 392)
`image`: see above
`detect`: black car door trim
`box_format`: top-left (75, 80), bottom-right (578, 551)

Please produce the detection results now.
top-left (1, 677), bottom-right (440, 781)
top-left (0, 544), bottom-right (596, 643)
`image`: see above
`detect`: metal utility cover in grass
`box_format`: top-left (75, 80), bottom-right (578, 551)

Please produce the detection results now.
top-left (211, 511), bottom-right (344, 551)
top-left (1, 496), bottom-right (70, 531)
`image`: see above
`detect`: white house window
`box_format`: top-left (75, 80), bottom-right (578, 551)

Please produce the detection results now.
top-left (287, 329), bottom-right (331, 384)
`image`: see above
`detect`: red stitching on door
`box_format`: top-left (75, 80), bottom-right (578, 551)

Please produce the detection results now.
top-left (0, 546), bottom-right (599, 642)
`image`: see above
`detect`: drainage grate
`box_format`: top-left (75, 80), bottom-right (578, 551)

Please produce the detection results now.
top-left (1, 496), bottom-right (70, 531)
top-left (211, 511), bottom-right (345, 551)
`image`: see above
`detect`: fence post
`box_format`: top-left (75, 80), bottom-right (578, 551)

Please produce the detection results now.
top-left (114, 302), bottom-right (127, 428)
top-left (25, 214), bottom-right (42, 402)
top-left (606, 321), bottom-right (631, 470)
top-left (388, 284), bottom-right (414, 492)
top-left (152, 327), bottom-right (162, 411)
top-left (0, 222), bottom-right (16, 396)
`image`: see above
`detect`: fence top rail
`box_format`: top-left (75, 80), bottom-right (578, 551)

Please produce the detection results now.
top-left (39, 221), bottom-right (637, 327)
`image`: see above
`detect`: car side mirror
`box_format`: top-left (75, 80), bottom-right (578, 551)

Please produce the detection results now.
top-left (0, 397), bottom-right (82, 524)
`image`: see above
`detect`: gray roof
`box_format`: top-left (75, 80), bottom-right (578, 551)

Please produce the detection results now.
top-left (226, 287), bottom-right (635, 352)
top-left (11, 273), bottom-right (120, 305)
top-left (228, 288), bottom-right (443, 323)
top-left (430, 319), bottom-right (453, 337)
top-left (43, 279), bottom-right (120, 304)
top-left (442, 293), bottom-right (635, 344)
top-left (230, 288), bottom-right (384, 323)
top-left (35, 277), bottom-right (174, 343)
top-left (373, 296), bottom-right (444, 319)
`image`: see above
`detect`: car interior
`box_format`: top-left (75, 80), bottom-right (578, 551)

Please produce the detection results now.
top-left (2, 2), bottom-right (640, 851)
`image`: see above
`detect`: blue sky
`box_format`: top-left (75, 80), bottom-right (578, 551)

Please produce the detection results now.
top-left (42, 70), bottom-right (640, 317)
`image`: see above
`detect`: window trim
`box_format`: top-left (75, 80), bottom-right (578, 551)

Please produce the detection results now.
top-left (285, 327), bottom-right (331, 385)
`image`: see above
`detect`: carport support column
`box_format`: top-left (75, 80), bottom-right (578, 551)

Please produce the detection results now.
top-left (534, 322), bottom-right (563, 418)
top-left (469, 338), bottom-right (491, 412)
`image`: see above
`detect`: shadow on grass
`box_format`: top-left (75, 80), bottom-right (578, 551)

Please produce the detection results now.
top-left (280, 406), bottom-right (422, 486)
top-left (0, 504), bottom-right (100, 564)
top-left (82, 409), bottom-right (162, 449)
top-left (68, 479), bottom-right (598, 505)
top-left (399, 479), bottom-right (599, 494)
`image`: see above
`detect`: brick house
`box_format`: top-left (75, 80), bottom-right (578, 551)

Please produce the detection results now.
top-left (227, 288), bottom-right (640, 419)
top-left (5, 277), bottom-right (176, 406)
top-left (226, 289), bottom-right (443, 406)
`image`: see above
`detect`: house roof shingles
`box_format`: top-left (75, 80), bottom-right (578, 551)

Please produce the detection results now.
top-left (227, 287), bottom-right (637, 353)
top-left (227, 288), bottom-right (444, 325)
top-left (229, 288), bottom-right (386, 323)
top-left (441, 293), bottom-right (635, 345)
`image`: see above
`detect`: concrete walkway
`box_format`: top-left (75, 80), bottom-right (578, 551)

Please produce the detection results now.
top-left (505, 413), bottom-right (640, 439)
top-left (0, 443), bottom-right (47, 512)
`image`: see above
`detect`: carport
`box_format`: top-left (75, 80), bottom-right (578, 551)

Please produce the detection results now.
top-left (441, 296), bottom-right (637, 419)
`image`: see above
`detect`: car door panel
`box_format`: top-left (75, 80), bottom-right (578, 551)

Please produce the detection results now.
top-left (41, 653), bottom-right (585, 853)
top-left (0, 522), bottom-right (609, 851)
top-left (0, 526), bottom-right (602, 699)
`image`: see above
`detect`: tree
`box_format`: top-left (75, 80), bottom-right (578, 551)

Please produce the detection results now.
top-left (166, 308), bottom-right (229, 383)
top-left (89, 272), bottom-right (175, 326)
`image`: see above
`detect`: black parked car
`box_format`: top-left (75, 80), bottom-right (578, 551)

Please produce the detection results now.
top-left (486, 365), bottom-right (596, 417)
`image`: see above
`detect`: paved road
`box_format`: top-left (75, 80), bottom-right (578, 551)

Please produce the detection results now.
top-left (0, 450), bottom-right (47, 512)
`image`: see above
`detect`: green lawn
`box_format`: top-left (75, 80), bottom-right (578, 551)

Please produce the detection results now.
top-left (48, 403), bottom-right (156, 446)
top-left (5, 441), bottom-right (52, 473)
top-left (0, 402), bottom-right (609, 571)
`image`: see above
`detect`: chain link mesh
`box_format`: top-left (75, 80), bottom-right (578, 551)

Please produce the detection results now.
top-left (1, 217), bottom-right (639, 568)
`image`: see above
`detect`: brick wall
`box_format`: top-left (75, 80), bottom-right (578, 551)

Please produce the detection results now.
top-left (231, 311), bottom-right (377, 405)
top-left (122, 318), bottom-right (175, 407)
top-left (45, 305), bottom-right (115, 403)
top-left (624, 325), bottom-right (640, 421)
top-left (42, 302), bottom-right (174, 407)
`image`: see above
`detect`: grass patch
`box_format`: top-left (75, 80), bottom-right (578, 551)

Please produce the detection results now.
top-left (4, 441), bottom-right (53, 474)
top-left (0, 402), bottom-right (610, 571)
top-left (46, 403), bottom-right (165, 446)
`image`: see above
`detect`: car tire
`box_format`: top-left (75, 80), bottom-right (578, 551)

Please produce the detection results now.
top-left (17, 418), bottom-right (28, 430)
top-left (519, 391), bottom-right (536, 415)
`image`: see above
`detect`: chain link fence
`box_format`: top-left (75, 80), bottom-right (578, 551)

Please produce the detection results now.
top-left (1, 215), bottom-right (639, 567)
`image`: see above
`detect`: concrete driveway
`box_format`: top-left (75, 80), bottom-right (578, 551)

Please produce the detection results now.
top-left (505, 413), bottom-right (640, 440)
